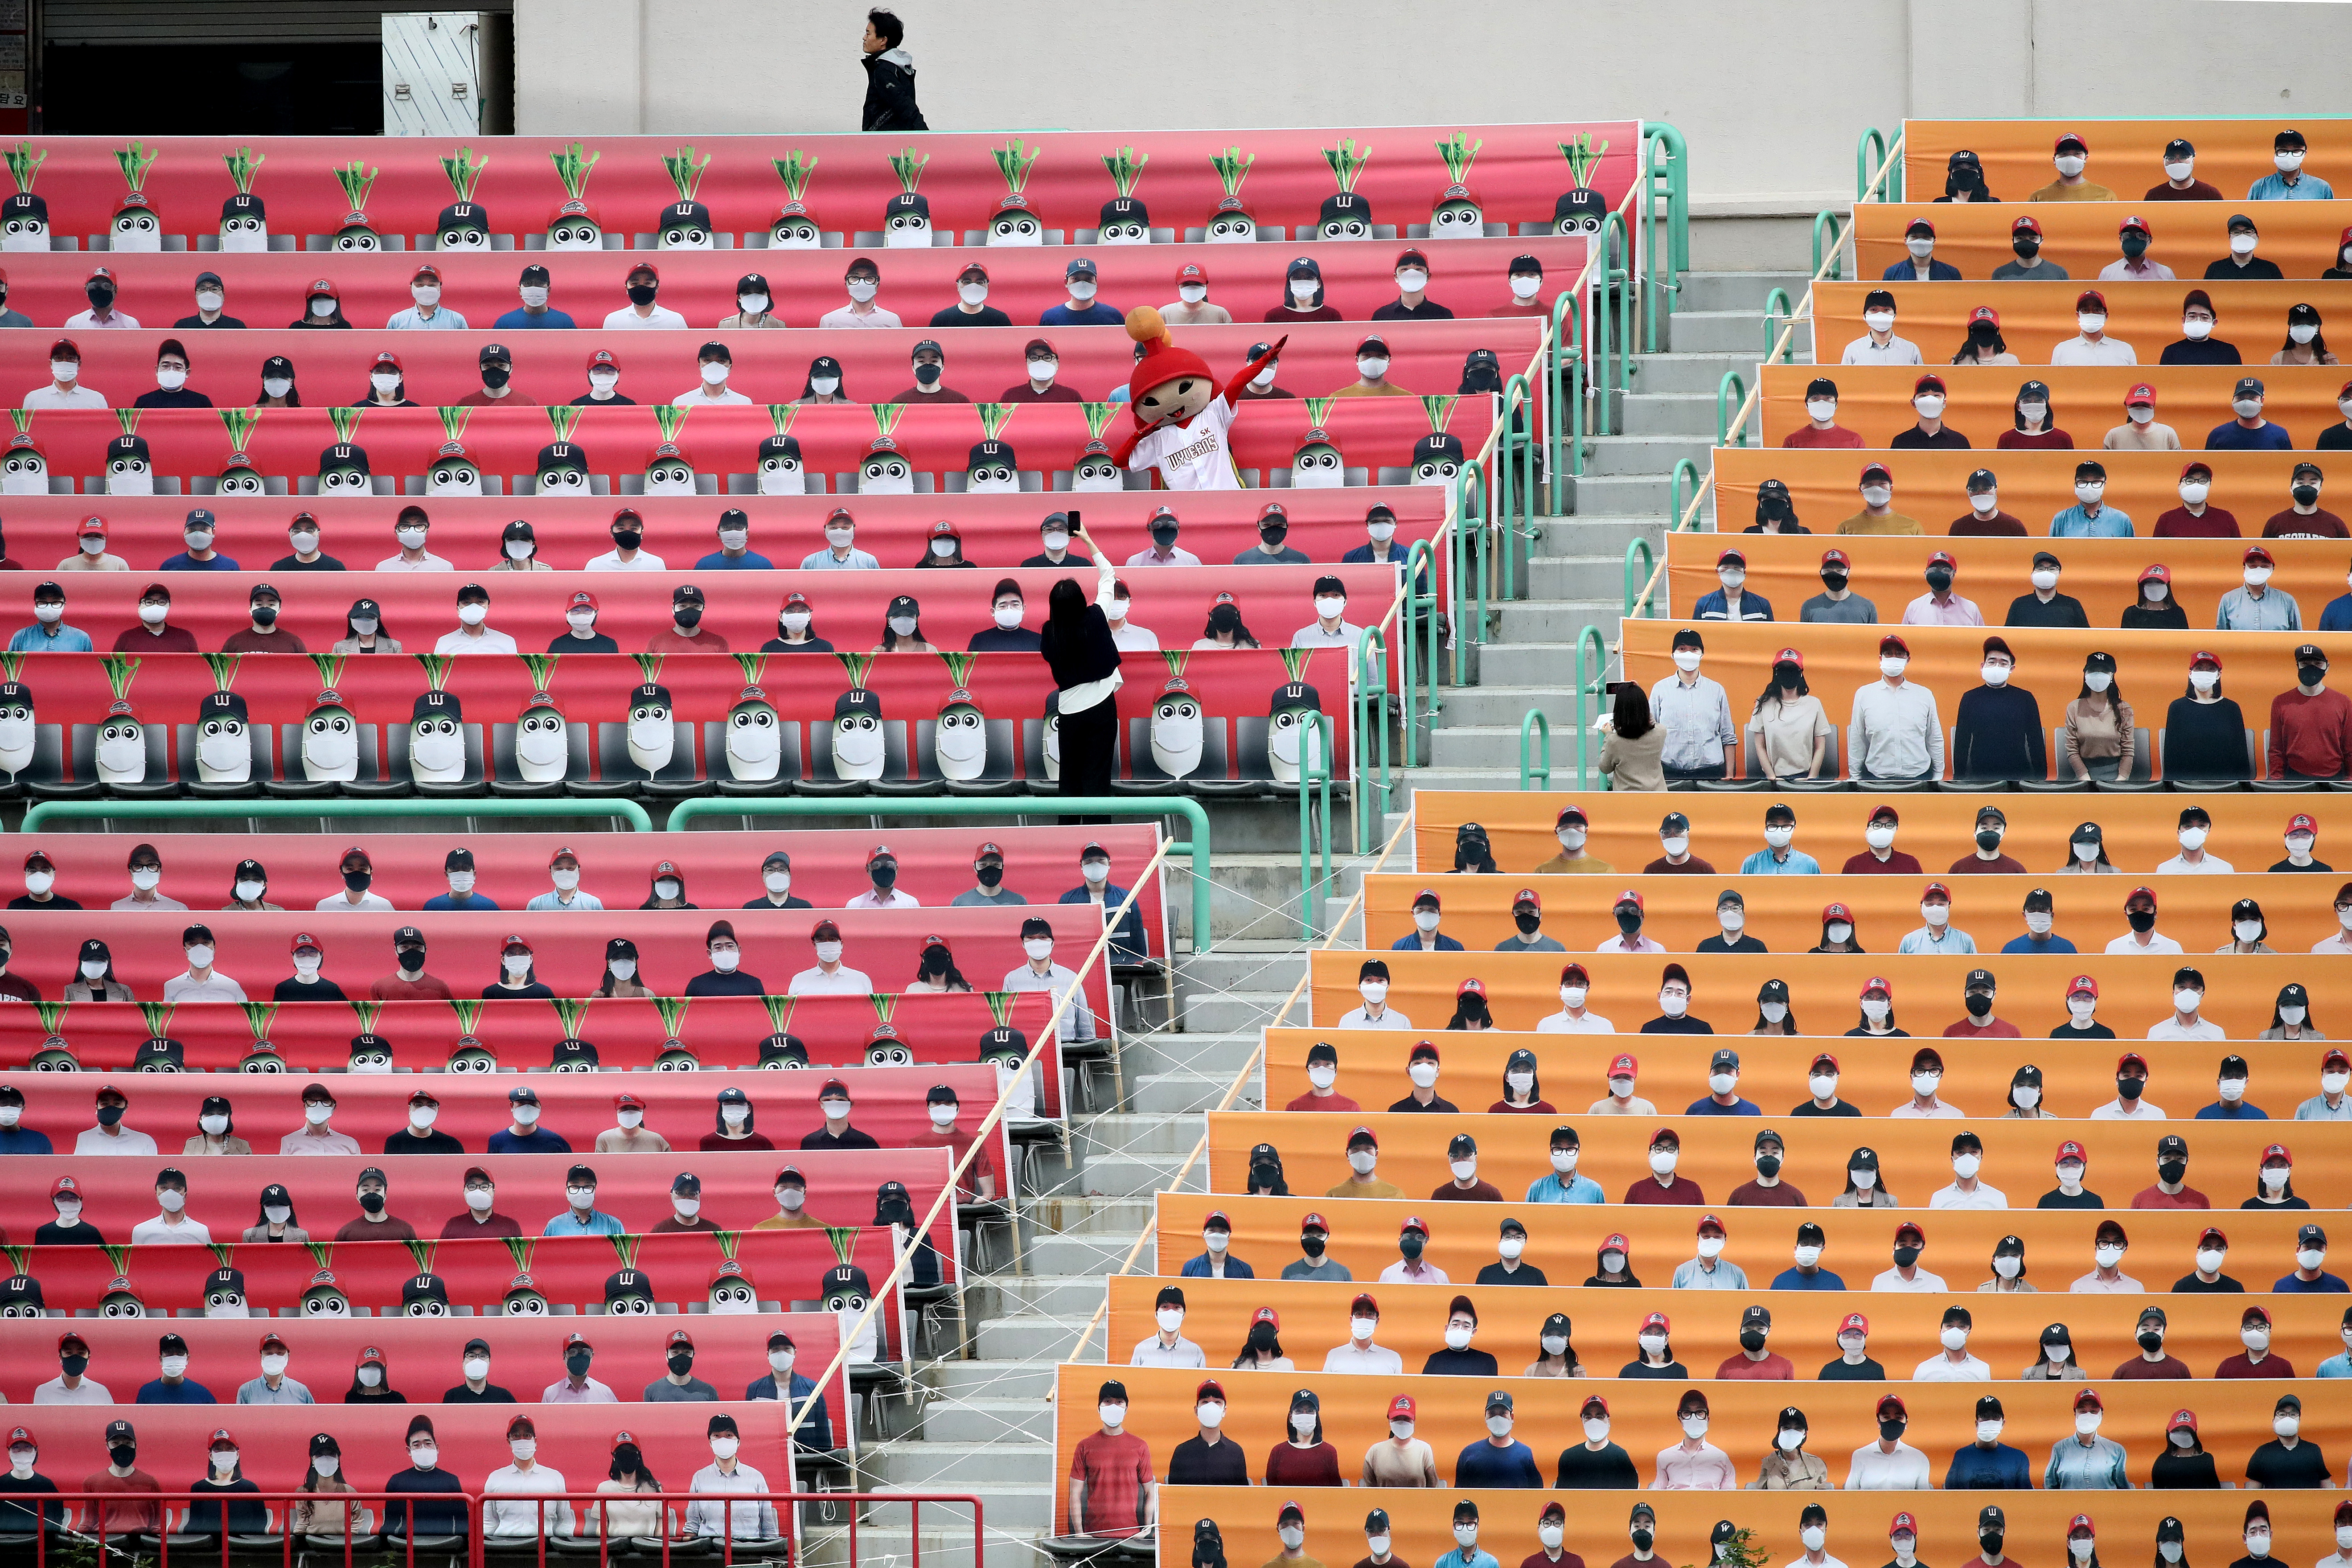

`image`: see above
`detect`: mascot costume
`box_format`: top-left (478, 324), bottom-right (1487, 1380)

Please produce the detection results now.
top-left (1111, 308), bottom-right (1283, 492)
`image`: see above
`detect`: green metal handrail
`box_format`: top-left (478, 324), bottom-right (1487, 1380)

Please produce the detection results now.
top-left (1402, 536), bottom-right (1439, 751)
top-left (1548, 288), bottom-right (1585, 495)
top-left (1622, 535), bottom-right (1656, 619)
top-left (1856, 128), bottom-right (1892, 202)
top-left (1641, 126), bottom-right (1684, 353)
top-left (1519, 709), bottom-right (1552, 791)
top-left (18, 796), bottom-right (653, 833)
top-left (1594, 210), bottom-right (1635, 408)
top-left (1573, 625), bottom-right (1613, 788)
top-left (1497, 373), bottom-right (1539, 601)
top-left (1812, 209), bottom-right (1846, 281)
top-left (1447, 463), bottom-right (1489, 685)
top-left (1716, 369), bottom-right (1749, 447)
top-left (1350, 625), bottom-right (1391, 854)
top-left (1668, 456), bottom-right (1705, 536)
top-left (1763, 287), bottom-right (1796, 362)
top-left (1297, 713), bottom-right (1334, 939)
top-left (668, 794), bottom-right (1214, 953)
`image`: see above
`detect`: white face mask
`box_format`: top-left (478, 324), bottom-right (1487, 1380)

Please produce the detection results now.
top-left (1806, 399), bottom-right (1836, 423)
top-left (1662, 834), bottom-right (1691, 858)
top-left (2278, 150), bottom-right (2306, 171)
top-left (1359, 981), bottom-right (1390, 1006)
top-left (1763, 825), bottom-right (1794, 849)
top-left (2074, 482), bottom-right (2105, 505)
top-left (2245, 1326), bottom-right (2272, 1350)
top-left (1396, 269), bottom-right (1428, 292)
top-left (1862, 999), bottom-right (1891, 1023)
top-left (1443, 1324), bottom-right (1473, 1350)
top-left (1695, 1235), bottom-right (1724, 1259)
top-left (1850, 1169), bottom-right (1875, 1191)
top-left (1314, 595), bottom-right (1347, 622)
top-left (957, 283), bottom-right (988, 306)
top-left (1970, 491), bottom-right (2000, 515)
top-left (2073, 1413), bottom-right (2100, 1436)
top-left (1915, 394), bottom-right (1946, 419)
top-left (2246, 565), bottom-right (2273, 587)
top-left (1414, 910), bottom-right (1440, 932)
top-left (1680, 1416), bottom-right (1708, 1439)
top-left (1347, 1151), bottom-right (1377, 1175)
top-left (1609, 1077), bottom-right (1635, 1099)
top-left (1876, 656), bottom-right (1906, 681)
top-left (1658, 991), bottom-right (1689, 1018)
top-left (1098, 1404), bottom-right (1125, 1430)
top-left (1289, 279), bottom-right (1318, 301)
top-left (304, 1101), bottom-right (333, 1125)
top-left (260, 1354), bottom-right (289, 1377)
top-left (1155, 1306), bottom-right (1184, 1334)
top-left (1648, 1147), bottom-right (1678, 1174)
top-left (1550, 1148), bottom-right (1578, 1173)
top-left (1177, 285), bottom-right (1207, 304)
top-left (1357, 358), bottom-right (1388, 381)
top-left (1671, 651), bottom-right (1701, 674)
top-left (1281, 1528), bottom-right (1307, 1551)
top-left (709, 1437), bottom-right (739, 1461)
top-left (1026, 939), bottom-right (1056, 964)
top-left (1407, 1060), bottom-right (1438, 1088)
top-left (2077, 313), bottom-right (2106, 336)
top-left (566, 1186), bottom-right (595, 1210)
top-left (2055, 153), bottom-right (2088, 177)
top-left (1802, 1530), bottom-right (1828, 1555)
top-left (1308, 1063), bottom-right (1338, 1089)
top-left (1511, 275), bottom-right (1541, 300)
top-left (846, 280), bottom-right (879, 303)
top-left (1864, 311), bottom-right (1895, 334)
top-left (1922, 900), bottom-right (1951, 925)
top-left (1912, 1072), bottom-right (1942, 1097)
top-left (1351, 1317), bottom-right (1376, 1341)
top-left (1907, 237), bottom-right (1934, 260)
top-left (2234, 397), bottom-right (2264, 418)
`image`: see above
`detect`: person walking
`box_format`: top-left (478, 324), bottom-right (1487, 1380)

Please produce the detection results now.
top-left (859, 9), bottom-right (926, 131)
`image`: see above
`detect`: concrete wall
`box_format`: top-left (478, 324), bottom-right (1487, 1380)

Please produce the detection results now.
top-left (515, 0), bottom-right (2352, 209)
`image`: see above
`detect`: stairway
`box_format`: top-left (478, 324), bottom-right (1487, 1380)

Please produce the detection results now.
top-left (835, 234), bottom-right (1819, 1568)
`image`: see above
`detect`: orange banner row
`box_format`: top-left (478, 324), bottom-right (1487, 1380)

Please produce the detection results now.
top-left (1722, 447), bottom-right (2352, 539)
top-left (1307, 952), bottom-right (2339, 1043)
top-left (1857, 195), bottom-right (2352, 281)
top-left (1260, 1030), bottom-right (2322, 1128)
top-left (1057, 1365), bottom-right (2351, 1526)
top-left (1818, 280), bottom-right (2352, 369)
top-left (1678, 514), bottom-right (2352, 625)
top-left (1109, 1276), bottom-right (2352, 1389)
top-left (1363, 873), bottom-right (2352, 960)
top-left (1761, 363), bottom-right (2352, 452)
top-left (1903, 117), bottom-right (2352, 214)
top-left (1621, 618), bottom-right (2332, 783)
top-left (1411, 789), bottom-right (2352, 883)
top-left (1162, 1488), bottom-right (2350, 1568)
top-left (1155, 1194), bottom-right (2338, 1296)
top-left (1210, 1107), bottom-right (2350, 1210)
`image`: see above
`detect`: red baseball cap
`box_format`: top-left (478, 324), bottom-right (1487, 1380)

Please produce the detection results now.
top-left (1839, 1312), bottom-right (1869, 1335)
top-left (2288, 813), bottom-right (2319, 836)
top-left (2119, 214), bottom-right (2151, 236)
top-left (1775, 646), bottom-right (1804, 668)
top-left (1967, 306), bottom-right (1998, 328)
top-left (1386, 1394), bottom-right (1415, 1421)
top-left (2068, 975), bottom-right (2099, 998)
top-left (2056, 1139), bottom-right (2087, 1162)
top-left (2126, 383), bottom-right (2156, 406)
top-left (1821, 547), bottom-right (1852, 570)
top-left (2011, 214), bottom-right (2043, 237)
top-left (1640, 1310), bottom-right (1670, 1333)
top-left (1608, 1053), bottom-right (1638, 1076)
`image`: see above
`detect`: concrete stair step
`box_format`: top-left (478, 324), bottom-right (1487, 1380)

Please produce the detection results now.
top-left (1526, 556), bottom-right (1643, 600)
top-left (1474, 639), bottom-right (1624, 689)
top-left (1490, 600), bottom-right (1618, 641)
top-left (1023, 1228), bottom-right (1155, 1278)
top-left (1437, 685), bottom-right (1612, 731)
top-left (915, 1394), bottom-right (1061, 1446)
top-left (1621, 390), bottom-right (1747, 439)
top-left (1170, 945), bottom-right (1308, 996)
top-left (1530, 506), bottom-right (1666, 543)
top-left (1132, 1070), bottom-right (1260, 1114)
top-left (923, 1357), bottom-right (1067, 1400)
top-left (1019, 1192), bottom-right (1159, 1237)
top-left (1662, 311), bottom-right (1810, 358)
top-left (1074, 1112), bottom-right (1218, 1158)
top-left (803, 1527), bottom-right (1047, 1568)
top-left (1070, 1150), bottom-right (1209, 1198)
top-left (1675, 270), bottom-right (1811, 313)
top-left (1634, 348), bottom-right (1799, 394)
top-left (1114, 1028), bottom-right (1258, 1082)
top-left (1581, 433), bottom-right (1715, 476)
top-left (961, 1272), bottom-right (1111, 1319)
top-left (1173, 988), bottom-right (1300, 1037)
top-left (973, 1313), bottom-right (1100, 1363)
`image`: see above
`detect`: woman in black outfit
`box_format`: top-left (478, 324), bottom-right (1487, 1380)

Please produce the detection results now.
top-left (1039, 521), bottom-right (1122, 805)
top-left (2163, 653), bottom-right (2252, 780)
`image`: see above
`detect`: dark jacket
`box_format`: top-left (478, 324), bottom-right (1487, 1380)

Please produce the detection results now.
top-left (860, 49), bottom-right (927, 131)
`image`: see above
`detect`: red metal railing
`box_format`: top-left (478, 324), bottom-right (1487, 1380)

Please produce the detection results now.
top-left (21, 1490), bottom-right (986, 1568)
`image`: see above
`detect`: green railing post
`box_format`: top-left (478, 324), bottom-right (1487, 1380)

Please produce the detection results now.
top-left (1519, 709), bottom-right (1552, 791)
top-left (1645, 122), bottom-right (1691, 276)
top-left (1549, 289), bottom-right (1585, 494)
top-left (1856, 127), bottom-right (1890, 202)
top-left (1573, 624), bottom-right (1613, 788)
top-left (1716, 369), bottom-right (1749, 447)
top-left (1640, 127), bottom-right (1683, 354)
top-left (1622, 535), bottom-right (1656, 619)
top-left (1668, 456), bottom-right (1704, 538)
top-left (1297, 713), bottom-right (1334, 940)
top-left (1402, 537), bottom-right (1439, 741)
top-left (665, 794), bottom-right (1214, 953)
top-left (1763, 287), bottom-right (1795, 363)
top-left (1351, 625), bottom-right (1390, 853)
top-left (1449, 464), bottom-right (1488, 685)
top-left (1598, 211), bottom-right (1634, 401)
top-left (1499, 373), bottom-right (1538, 599)
top-left (16, 796), bottom-right (654, 833)
top-left (1811, 209), bottom-right (1846, 282)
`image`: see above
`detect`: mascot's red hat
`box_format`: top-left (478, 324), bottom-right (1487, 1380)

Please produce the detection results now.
top-left (1124, 306), bottom-right (1213, 413)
